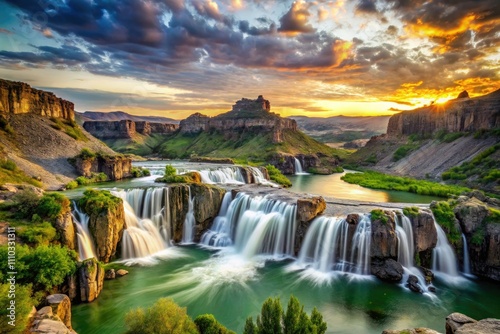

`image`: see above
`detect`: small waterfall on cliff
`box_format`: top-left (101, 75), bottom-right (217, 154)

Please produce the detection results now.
top-left (72, 206), bottom-right (97, 261)
top-left (200, 192), bottom-right (233, 247)
top-left (111, 188), bottom-right (170, 259)
top-left (294, 215), bottom-right (372, 276)
top-left (199, 167), bottom-right (245, 184)
top-left (294, 158), bottom-right (309, 175)
top-left (461, 234), bottom-right (472, 276)
top-left (432, 222), bottom-right (459, 277)
top-left (182, 187), bottom-right (196, 244)
top-left (200, 192), bottom-right (297, 259)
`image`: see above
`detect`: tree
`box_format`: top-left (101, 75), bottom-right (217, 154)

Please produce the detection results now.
top-left (194, 314), bottom-right (235, 334)
top-left (125, 298), bottom-right (199, 334)
top-left (244, 296), bottom-right (327, 334)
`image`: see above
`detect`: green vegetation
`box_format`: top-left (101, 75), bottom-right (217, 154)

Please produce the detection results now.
top-left (266, 164), bottom-right (292, 187)
top-left (0, 117), bottom-right (15, 135)
top-left (74, 172), bottom-right (109, 186)
top-left (486, 208), bottom-right (500, 224)
top-left (244, 295), bottom-right (327, 334)
top-left (65, 180), bottom-right (78, 189)
top-left (393, 144), bottom-right (417, 161)
top-left (365, 153), bottom-right (378, 164)
top-left (442, 143), bottom-right (500, 184)
top-left (78, 148), bottom-right (97, 160)
top-left (17, 221), bottom-right (57, 246)
top-left (471, 228), bottom-right (485, 246)
top-left (131, 166), bottom-right (151, 178)
top-left (341, 171), bottom-right (470, 197)
top-left (0, 284), bottom-right (40, 334)
top-left (50, 117), bottom-right (88, 141)
top-left (0, 244), bottom-right (77, 292)
top-left (125, 298), bottom-right (199, 334)
top-left (430, 201), bottom-right (461, 245)
top-left (194, 314), bottom-right (235, 334)
top-left (10, 190), bottom-right (68, 221)
top-left (0, 158), bottom-right (43, 188)
top-left (434, 129), bottom-right (465, 143)
top-left (78, 189), bottom-right (122, 216)
top-left (156, 164), bottom-right (201, 184)
top-left (370, 209), bottom-right (389, 224)
top-left (403, 206), bottom-right (420, 218)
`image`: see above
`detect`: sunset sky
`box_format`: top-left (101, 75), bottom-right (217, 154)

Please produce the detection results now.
top-left (0, 0), bottom-right (498, 119)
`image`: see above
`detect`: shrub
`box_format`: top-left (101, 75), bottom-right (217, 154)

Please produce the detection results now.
top-left (0, 284), bottom-right (39, 334)
top-left (365, 153), bottom-right (377, 164)
top-left (486, 208), bottom-right (500, 224)
top-left (370, 209), bottom-right (389, 224)
top-left (442, 132), bottom-right (464, 143)
top-left (244, 296), bottom-right (327, 334)
top-left (0, 245), bottom-right (77, 292)
top-left (36, 193), bottom-right (69, 220)
top-left (165, 164), bottom-right (177, 177)
top-left (125, 298), bottom-right (199, 334)
top-left (393, 145), bottom-right (415, 161)
top-left (78, 148), bottom-right (96, 160)
top-left (471, 228), bottom-right (485, 246)
top-left (17, 222), bottom-right (57, 246)
top-left (66, 180), bottom-right (78, 189)
top-left (11, 189), bottom-right (41, 219)
top-left (431, 201), bottom-right (461, 245)
top-left (265, 164), bottom-right (292, 187)
top-left (403, 206), bottom-right (420, 218)
top-left (194, 314), bottom-right (234, 334)
top-left (0, 159), bottom-right (17, 171)
top-left (131, 167), bottom-right (151, 178)
top-left (78, 189), bottom-right (122, 216)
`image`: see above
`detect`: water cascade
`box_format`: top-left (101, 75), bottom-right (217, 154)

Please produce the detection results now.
top-left (432, 222), bottom-right (459, 277)
top-left (200, 192), bottom-right (297, 259)
top-left (294, 215), bottom-right (372, 275)
top-left (72, 206), bottom-right (97, 261)
top-left (111, 188), bottom-right (169, 259)
top-left (294, 158), bottom-right (308, 175)
top-left (462, 234), bottom-right (472, 275)
top-left (182, 187), bottom-right (196, 244)
top-left (199, 167), bottom-right (245, 184)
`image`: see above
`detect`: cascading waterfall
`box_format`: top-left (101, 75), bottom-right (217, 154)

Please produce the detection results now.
top-left (462, 234), bottom-right (472, 275)
top-left (111, 188), bottom-right (170, 259)
top-left (199, 167), bottom-right (245, 184)
top-left (72, 206), bottom-right (97, 261)
top-left (182, 187), bottom-right (196, 244)
top-left (432, 222), bottom-right (459, 277)
top-left (294, 158), bottom-right (308, 175)
top-left (294, 214), bottom-right (372, 275)
top-left (200, 192), bottom-right (297, 259)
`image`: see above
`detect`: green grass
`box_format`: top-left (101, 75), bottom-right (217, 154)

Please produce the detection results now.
top-left (341, 170), bottom-right (470, 197)
top-left (370, 209), bottom-right (389, 224)
top-left (50, 118), bottom-right (88, 141)
top-left (393, 144), bottom-right (417, 161)
top-left (430, 201), bottom-right (461, 245)
top-left (0, 159), bottom-right (43, 188)
top-left (403, 206), bottom-right (420, 218)
top-left (78, 189), bottom-right (122, 216)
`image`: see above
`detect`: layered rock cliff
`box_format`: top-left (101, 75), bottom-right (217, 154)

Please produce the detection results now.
top-left (387, 89), bottom-right (500, 137)
top-left (179, 95), bottom-right (297, 143)
top-left (0, 79), bottom-right (74, 121)
top-left (83, 120), bottom-right (178, 140)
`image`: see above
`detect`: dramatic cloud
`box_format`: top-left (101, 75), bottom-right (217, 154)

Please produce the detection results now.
top-left (278, 1), bottom-right (316, 34)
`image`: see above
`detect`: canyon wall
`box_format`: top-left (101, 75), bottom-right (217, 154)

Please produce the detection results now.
top-left (179, 95), bottom-right (297, 143)
top-left (83, 120), bottom-right (178, 139)
top-left (0, 78), bottom-right (74, 120)
top-left (75, 155), bottom-right (132, 181)
top-left (387, 90), bottom-right (500, 137)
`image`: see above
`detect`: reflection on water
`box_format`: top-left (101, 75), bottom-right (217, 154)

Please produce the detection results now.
top-left (287, 171), bottom-right (442, 203)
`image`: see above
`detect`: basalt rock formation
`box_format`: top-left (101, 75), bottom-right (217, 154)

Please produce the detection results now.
top-left (179, 95), bottom-right (297, 143)
top-left (83, 120), bottom-right (178, 140)
top-left (408, 210), bottom-right (437, 268)
top-left (387, 89), bottom-right (500, 137)
top-left (29, 294), bottom-right (77, 334)
top-left (0, 79), bottom-right (74, 121)
top-left (74, 154), bottom-right (132, 181)
top-left (77, 258), bottom-right (104, 303)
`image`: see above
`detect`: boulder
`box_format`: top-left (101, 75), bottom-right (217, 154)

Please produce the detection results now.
top-left (46, 294), bottom-right (72, 329)
top-left (104, 269), bottom-right (116, 280)
top-left (116, 269), bottom-right (129, 277)
top-left (406, 275), bottom-right (423, 293)
top-left (454, 197), bottom-right (489, 234)
top-left (371, 258), bottom-right (403, 282)
top-left (446, 313), bottom-right (477, 334)
top-left (296, 196), bottom-right (326, 223)
top-left (77, 258), bottom-right (104, 302)
top-left (455, 318), bottom-right (500, 334)
top-left (382, 328), bottom-right (441, 334)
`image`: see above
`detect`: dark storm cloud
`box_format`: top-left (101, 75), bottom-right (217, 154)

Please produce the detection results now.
top-left (356, 0), bottom-right (378, 14)
top-left (278, 1), bottom-right (316, 34)
top-left (0, 45), bottom-right (90, 65)
top-left (238, 20), bottom-right (276, 36)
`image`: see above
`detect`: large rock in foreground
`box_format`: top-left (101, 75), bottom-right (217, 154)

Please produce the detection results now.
top-left (446, 312), bottom-right (500, 334)
top-left (29, 294), bottom-right (76, 334)
top-left (77, 258), bottom-right (104, 303)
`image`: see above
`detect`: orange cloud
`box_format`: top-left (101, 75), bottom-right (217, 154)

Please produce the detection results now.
top-left (332, 40), bottom-right (352, 67)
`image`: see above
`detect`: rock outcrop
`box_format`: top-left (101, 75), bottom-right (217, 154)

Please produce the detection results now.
top-left (29, 294), bottom-right (76, 334)
top-left (371, 258), bottom-right (404, 282)
top-left (270, 152), bottom-right (338, 175)
top-left (0, 79), bottom-right (74, 121)
top-left (169, 184), bottom-right (190, 243)
top-left (387, 89), bottom-right (500, 137)
top-left (83, 120), bottom-right (178, 139)
top-left (409, 210), bottom-right (437, 268)
top-left (53, 201), bottom-right (77, 251)
top-left (179, 96), bottom-right (297, 143)
top-left (296, 196), bottom-right (326, 223)
top-left (74, 154), bottom-right (132, 181)
top-left (446, 312), bottom-right (500, 334)
top-left (190, 184), bottom-right (226, 241)
top-left (77, 258), bottom-right (104, 302)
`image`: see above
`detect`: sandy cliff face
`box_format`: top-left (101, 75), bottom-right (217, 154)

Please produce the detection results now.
top-left (0, 79), bottom-right (74, 120)
top-left (83, 120), bottom-right (178, 139)
top-left (387, 90), bottom-right (500, 137)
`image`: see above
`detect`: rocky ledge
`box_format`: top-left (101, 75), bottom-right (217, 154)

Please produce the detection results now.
top-left (83, 120), bottom-right (178, 140)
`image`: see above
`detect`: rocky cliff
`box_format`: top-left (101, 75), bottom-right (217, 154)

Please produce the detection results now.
top-left (179, 95), bottom-right (297, 143)
top-left (83, 120), bottom-right (178, 139)
top-left (387, 90), bottom-right (500, 137)
top-left (0, 79), bottom-right (74, 121)
top-left (74, 155), bottom-right (132, 181)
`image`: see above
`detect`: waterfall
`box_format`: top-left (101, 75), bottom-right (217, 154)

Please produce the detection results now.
top-left (199, 167), bottom-right (245, 184)
top-left (111, 188), bottom-right (169, 259)
top-left (182, 187), bottom-right (196, 244)
top-left (432, 222), bottom-right (459, 277)
top-left (294, 158), bottom-right (308, 175)
top-left (295, 215), bottom-right (371, 275)
top-left (200, 192), bottom-right (297, 259)
top-left (462, 234), bottom-right (472, 275)
top-left (72, 206), bottom-right (97, 261)
top-left (395, 214), bottom-right (414, 268)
